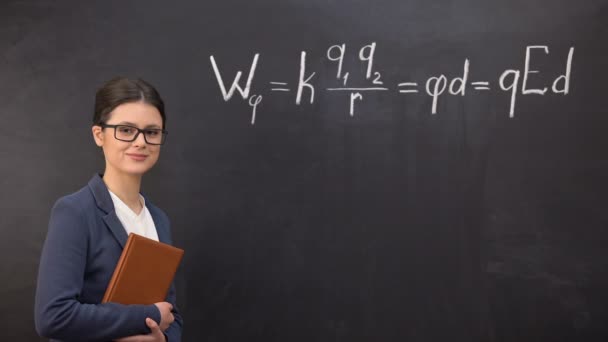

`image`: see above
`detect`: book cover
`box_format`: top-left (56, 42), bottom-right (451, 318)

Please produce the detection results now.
top-left (102, 233), bottom-right (184, 305)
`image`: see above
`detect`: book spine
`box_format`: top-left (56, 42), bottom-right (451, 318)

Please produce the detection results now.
top-left (101, 234), bottom-right (135, 303)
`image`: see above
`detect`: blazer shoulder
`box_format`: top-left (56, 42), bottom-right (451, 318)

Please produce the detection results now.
top-left (51, 183), bottom-right (96, 214)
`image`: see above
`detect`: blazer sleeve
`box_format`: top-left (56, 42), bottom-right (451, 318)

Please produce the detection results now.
top-left (160, 213), bottom-right (184, 342)
top-left (35, 196), bottom-right (162, 341)
top-left (163, 281), bottom-right (183, 341)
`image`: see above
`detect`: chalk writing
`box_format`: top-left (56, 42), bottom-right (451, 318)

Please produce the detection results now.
top-left (210, 44), bottom-right (574, 124)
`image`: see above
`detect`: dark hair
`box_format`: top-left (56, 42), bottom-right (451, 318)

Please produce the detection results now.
top-left (93, 77), bottom-right (166, 129)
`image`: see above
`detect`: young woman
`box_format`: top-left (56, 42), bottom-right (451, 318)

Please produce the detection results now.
top-left (35, 77), bottom-right (183, 341)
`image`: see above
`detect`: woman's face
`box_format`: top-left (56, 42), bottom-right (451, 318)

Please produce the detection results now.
top-left (92, 101), bottom-right (163, 176)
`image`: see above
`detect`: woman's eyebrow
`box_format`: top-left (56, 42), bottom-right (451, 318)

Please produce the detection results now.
top-left (116, 121), bottom-right (161, 129)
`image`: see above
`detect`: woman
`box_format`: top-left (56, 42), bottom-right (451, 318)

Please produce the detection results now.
top-left (35, 77), bottom-right (183, 341)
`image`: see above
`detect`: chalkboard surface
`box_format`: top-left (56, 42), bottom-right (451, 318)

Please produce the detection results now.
top-left (1, 1), bottom-right (607, 341)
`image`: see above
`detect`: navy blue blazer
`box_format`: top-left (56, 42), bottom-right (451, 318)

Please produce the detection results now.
top-left (35, 173), bottom-right (183, 341)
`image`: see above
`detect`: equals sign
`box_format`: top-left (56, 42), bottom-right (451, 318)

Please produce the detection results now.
top-left (471, 81), bottom-right (490, 90)
top-left (270, 82), bottom-right (289, 91)
top-left (397, 82), bottom-right (418, 93)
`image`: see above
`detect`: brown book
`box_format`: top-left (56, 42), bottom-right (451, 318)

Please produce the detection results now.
top-left (102, 233), bottom-right (184, 305)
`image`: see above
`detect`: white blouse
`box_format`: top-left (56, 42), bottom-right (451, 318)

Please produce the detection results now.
top-left (107, 189), bottom-right (159, 242)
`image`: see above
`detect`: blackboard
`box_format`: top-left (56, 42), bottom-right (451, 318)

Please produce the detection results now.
top-left (2, 1), bottom-right (607, 341)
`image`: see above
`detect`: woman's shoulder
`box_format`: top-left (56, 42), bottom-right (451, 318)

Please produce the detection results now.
top-left (51, 182), bottom-right (95, 213)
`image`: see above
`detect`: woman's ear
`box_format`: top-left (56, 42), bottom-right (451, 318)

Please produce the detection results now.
top-left (92, 125), bottom-right (104, 147)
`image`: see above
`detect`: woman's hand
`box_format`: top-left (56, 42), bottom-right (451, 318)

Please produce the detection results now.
top-left (113, 318), bottom-right (166, 342)
top-left (154, 301), bottom-right (175, 331)
top-left (112, 302), bottom-right (173, 341)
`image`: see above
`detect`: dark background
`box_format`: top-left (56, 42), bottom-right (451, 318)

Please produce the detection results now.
top-left (1, 1), bottom-right (607, 341)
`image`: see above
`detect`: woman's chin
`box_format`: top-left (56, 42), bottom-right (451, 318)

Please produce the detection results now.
top-left (119, 165), bottom-right (153, 176)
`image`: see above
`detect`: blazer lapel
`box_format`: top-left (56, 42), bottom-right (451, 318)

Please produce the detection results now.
top-left (88, 173), bottom-right (128, 248)
top-left (88, 173), bottom-right (170, 247)
top-left (147, 203), bottom-right (170, 244)
top-left (103, 212), bottom-right (129, 248)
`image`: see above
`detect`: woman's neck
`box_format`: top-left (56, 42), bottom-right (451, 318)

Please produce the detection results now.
top-left (102, 167), bottom-right (143, 213)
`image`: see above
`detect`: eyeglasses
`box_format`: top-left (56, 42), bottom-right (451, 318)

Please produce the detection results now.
top-left (99, 124), bottom-right (168, 145)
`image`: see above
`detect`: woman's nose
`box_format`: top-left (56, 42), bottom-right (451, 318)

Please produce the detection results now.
top-left (133, 131), bottom-right (147, 146)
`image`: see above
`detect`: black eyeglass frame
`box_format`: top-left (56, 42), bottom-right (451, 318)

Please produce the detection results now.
top-left (99, 123), bottom-right (168, 145)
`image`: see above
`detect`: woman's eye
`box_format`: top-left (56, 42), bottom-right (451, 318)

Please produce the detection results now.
top-left (120, 127), bottom-right (135, 134)
top-left (145, 130), bottom-right (160, 136)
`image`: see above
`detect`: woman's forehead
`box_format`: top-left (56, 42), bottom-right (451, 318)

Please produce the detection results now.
top-left (108, 102), bottom-right (162, 126)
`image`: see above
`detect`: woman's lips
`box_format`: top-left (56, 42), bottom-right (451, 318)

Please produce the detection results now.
top-left (126, 153), bottom-right (148, 161)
